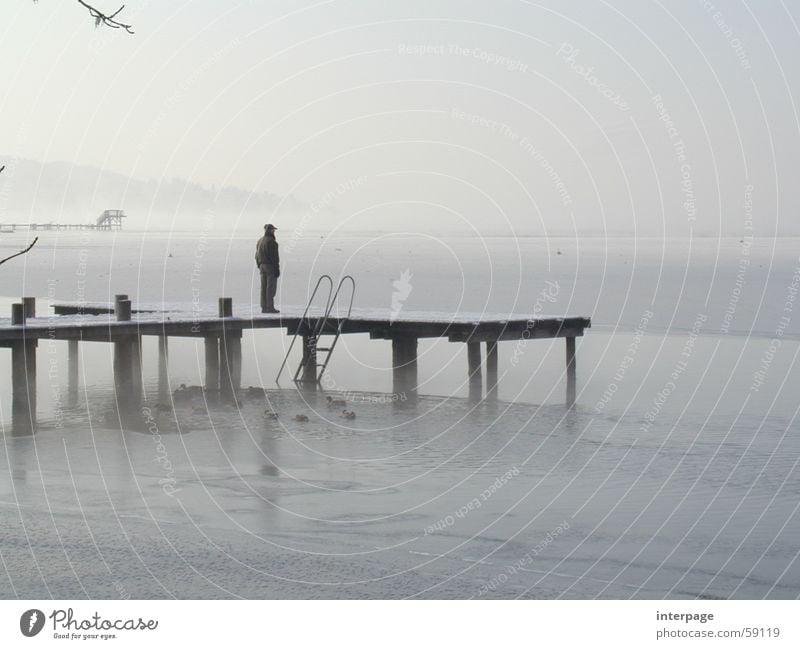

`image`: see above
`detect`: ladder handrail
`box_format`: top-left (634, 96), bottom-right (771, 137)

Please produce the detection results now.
top-left (315, 275), bottom-right (356, 382)
top-left (327, 275), bottom-right (356, 323)
top-left (275, 274), bottom-right (333, 384)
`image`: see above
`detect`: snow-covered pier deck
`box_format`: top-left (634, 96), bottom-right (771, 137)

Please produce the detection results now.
top-left (0, 296), bottom-right (590, 432)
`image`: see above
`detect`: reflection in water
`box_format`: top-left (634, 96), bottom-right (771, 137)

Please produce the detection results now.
top-left (0, 328), bottom-right (798, 599)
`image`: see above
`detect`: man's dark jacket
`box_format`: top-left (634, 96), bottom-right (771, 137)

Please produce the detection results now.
top-left (255, 234), bottom-right (280, 276)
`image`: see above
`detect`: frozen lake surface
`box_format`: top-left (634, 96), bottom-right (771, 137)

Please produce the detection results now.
top-left (0, 232), bottom-right (798, 598)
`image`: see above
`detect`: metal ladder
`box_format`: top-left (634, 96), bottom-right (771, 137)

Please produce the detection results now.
top-left (275, 275), bottom-right (356, 385)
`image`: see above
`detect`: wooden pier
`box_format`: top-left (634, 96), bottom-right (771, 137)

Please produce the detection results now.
top-left (0, 209), bottom-right (126, 233)
top-left (0, 297), bottom-right (590, 433)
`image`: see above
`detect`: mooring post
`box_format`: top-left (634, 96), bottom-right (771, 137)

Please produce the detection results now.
top-left (204, 335), bottom-right (220, 392)
top-left (467, 341), bottom-right (482, 402)
top-left (116, 298), bottom-right (132, 322)
top-left (566, 336), bottom-right (576, 408)
top-left (485, 340), bottom-right (499, 401)
top-left (157, 334), bottom-right (169, 399)
top-left (11, 304), bottom-right (36, 434)
top-left (302, 335), bottom-right (318, 388)
top-left (114, 294), bottom-right (129, 315)
top-left (11, 303), bottom-right (25, 326)
top-left (68, 339), bottom-right (79, 402)
top-left (22, 296), bottom-right (36, 319)
top-left (391, 334), bottom-right (418, 401)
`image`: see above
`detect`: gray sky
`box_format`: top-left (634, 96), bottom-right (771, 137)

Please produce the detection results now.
top-left (1, 0), bottom-right (799, 235)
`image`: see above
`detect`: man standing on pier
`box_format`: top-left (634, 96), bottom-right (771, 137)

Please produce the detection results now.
top-left (255, 223), bottom-right (280, 313)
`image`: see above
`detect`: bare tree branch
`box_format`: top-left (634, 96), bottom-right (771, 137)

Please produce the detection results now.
top-left (0, 165), bottom-right (39, 265)
top-left (37, 0), bottom-right (134, 34)
top-left (75, 0), bottom-right (134, 33)
top-left (0, 237), bottom-right (38, 267)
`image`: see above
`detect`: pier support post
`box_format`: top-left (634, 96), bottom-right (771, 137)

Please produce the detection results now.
top-left (467, 342), bottom-right (482, 402)
top-left (229, 334), bottom-right (242, 392)
top-left (113, 338), bottom-right (134, 397)
top-left (301, 335), bottom-right (318, 388)
top-left (204, 335), bottom-right (219, 392)
top-left (113, 299), bottom-right (138, 407)
top-left (158, 335), bottom-right (169, 399)
top-left (218, 298), bottom-right (240, 401)
top-left (566, 336), bottom-right (576, 408)
top-left (68, 339), bottom-right (79, 402)
top-left (11, 339), bottom-right (37, 434)
top-left (392, 334), bottom-right (418, 401)
top-left (220, 333), bottom-right (242, 401)
top-left (485, 340), bottom-right (499, 402)
top-left (131, 335), bottom-right (143, 397)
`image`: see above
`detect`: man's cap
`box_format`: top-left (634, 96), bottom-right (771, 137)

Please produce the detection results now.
top-left (264, 223), bottom-right (277, 231)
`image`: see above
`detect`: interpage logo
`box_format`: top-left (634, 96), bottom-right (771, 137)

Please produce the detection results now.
top-left (20, 609), bottom-right (45, 637)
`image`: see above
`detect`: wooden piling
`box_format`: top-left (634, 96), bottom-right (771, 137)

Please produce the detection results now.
top-left (392, 334), bottom-right (418, 400)
top-left (566, 336), bottom-right (576, 408)
top-left (68, 339), bottom-right (79, 402)
top-left (116, 299), bottom-right (132, 322)
top-left (219, 336), bottom-right (233, 401)
top-left (467, 341), bottom-right (482, 402)
top-left (113, 337), bottom-right (134, 396)
top-left (11, 339), bottom-right (36, 434)
top-left (204, 335), bottom-right (219, 391)
top-left (131, 335), bottom-right (143, 397)
top-left (113, 299), bottom-right (136, 401)
top-left (218, 298), bottom-right (239, 400)
top-left (22, 297), bottom-right (36, 319)
top-left (227, 334), bottom-right (242, 392)
top-left (11, 303), bottom-right (25, 326)
top-left (485, 340), bottom-right (499, 401)
top-left (219, 297), bottom-right (233, 318)
top-left (220, 333), bottom-right (242, 401)
top-left (158, 335), bottom-right (169, 398)
top-left (114, 294), bottom-right (128, 316)
top-left (301, 335), bottom-right (318, 387)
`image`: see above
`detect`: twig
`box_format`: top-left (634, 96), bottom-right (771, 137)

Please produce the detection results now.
top-left (74, 0), bottom-right (134, 34)
top-left (0, 237), bottom-right (39, 267)
top-left (0, 166), bottom-right (39, 265)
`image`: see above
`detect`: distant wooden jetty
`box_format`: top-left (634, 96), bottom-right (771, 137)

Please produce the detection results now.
top-left (0, 294), bottom-right (590, 433)
top-left (0, 209), bottom-right (126, 233)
